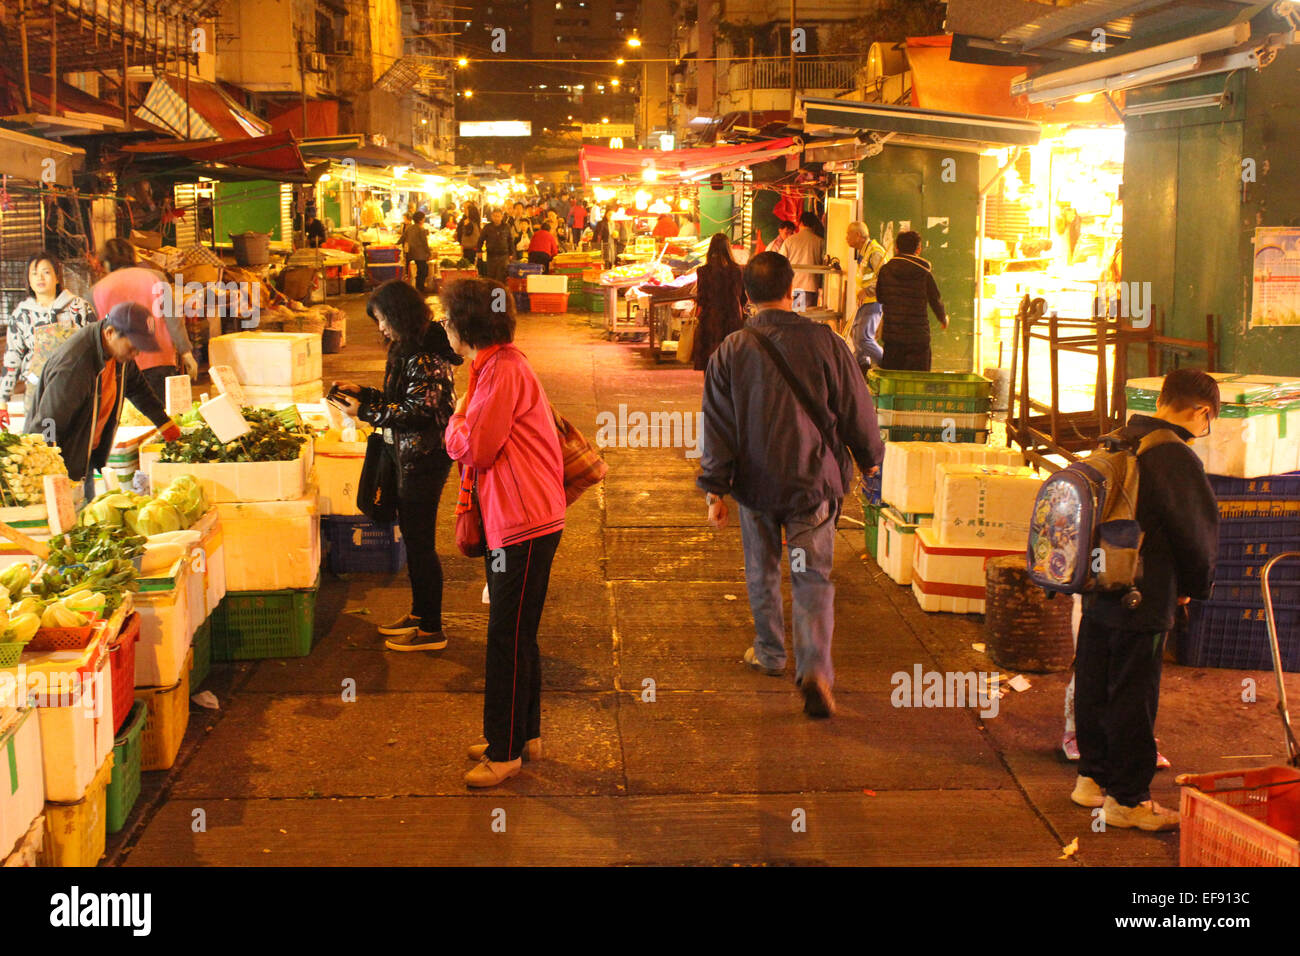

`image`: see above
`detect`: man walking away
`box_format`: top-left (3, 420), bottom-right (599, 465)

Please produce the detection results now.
top-left (1071, 368), bottom-right (1220, 832)
top-left (478, 208), bottom-right (514, 283)
top-left (845, 221), bottom-right (887, 371)
top-left (697, 252), bottom-right (884, 718)
top-left (875, 230), bottom-right (947, 371)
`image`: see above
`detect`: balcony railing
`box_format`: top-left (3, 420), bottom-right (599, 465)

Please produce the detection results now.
top-left (723, 59), bottom-right (858, 94)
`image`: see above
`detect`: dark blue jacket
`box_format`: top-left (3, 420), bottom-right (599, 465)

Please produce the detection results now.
top-left (698, 309), bottom-right (884, 515)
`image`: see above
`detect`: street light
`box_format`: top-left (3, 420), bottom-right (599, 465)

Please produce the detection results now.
top-left (627, 35), bottom-right (642, 48)
top-left (457, 57), bottom-right (468, 67)
top-left (463, 89), bottom-right (474, 98)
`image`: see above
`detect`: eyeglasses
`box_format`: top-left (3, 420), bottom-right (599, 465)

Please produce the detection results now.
top-left (1194, 406), bottom-right (1213, 439)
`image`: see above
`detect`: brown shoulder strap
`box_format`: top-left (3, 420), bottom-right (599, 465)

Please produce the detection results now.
top-left (1135, 427), bottom-right (1185, 456)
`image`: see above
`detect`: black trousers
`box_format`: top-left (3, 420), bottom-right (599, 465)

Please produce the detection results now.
top-left (526, 251), bottom-right (553, 271)
top-left (1075, 613), bottom-right (1166, 806)
top-left (879, 340), bottom-right (931, 371)
top-left (391, 447), bottom-right (453, 632)
top-left (484, 254), bottom-right (509, 283)
top-left (483, 530), bottom-right (562, 762)
top-left (411, 259), bottom-right (430, 292)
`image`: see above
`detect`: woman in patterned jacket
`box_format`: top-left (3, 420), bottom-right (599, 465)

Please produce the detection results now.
top-left (2, 251), bottom-right (96, 425)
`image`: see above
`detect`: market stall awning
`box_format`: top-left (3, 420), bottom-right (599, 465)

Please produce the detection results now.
top-left (298, 138), bottom-right (439, 172)
top-left (802, 97), bottom-right (1041, 146)
top-left (0, 126), bottom-right (83, 185)
top-left (134, 74), bottom-right (271, 141)
top-left (579, 138), bottom-right (800, 184)
top-left (0, 66), bottom-right (171, 137)
top-left (119, 130), bottom-right (317, 182)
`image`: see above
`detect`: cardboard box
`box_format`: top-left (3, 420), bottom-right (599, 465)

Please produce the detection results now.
top-left (315, 436), bottom-right (367, 516)
top-left (239, 381), bottom-right (325, 407)
top-left (144, 443), bottom-right (311, 503)
top-left (217, 486), bottom-right (321, 591)
top-left (208, 332), bottom-right (322, 387)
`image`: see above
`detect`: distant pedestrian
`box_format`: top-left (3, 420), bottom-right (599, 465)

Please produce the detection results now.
top-left (478, 207), bottom-right (513, 283)
top-left (692, 233), bottom-right (746, 371)
top-left (652, 213), bottom-right (679, 239)
top-left (845, 221), bottom-right (887, 371)
top-left (697, 252), bottom-right (884, 718)
top-left (510, 201), bottom-right (534, 260)
top-left (403, 211), bottom-right (432, 292)
top-left (456, 203), bottom-right (481, 265)
top-left (780, 212), bottom-right (825, 309)
top-left (527, 221), bottom-right (558, 270)
top-left (442, 278), bottom-right (565, 788)
top-left (875, 230), bottom-right (947, 371)
top-left (768, 220), bottom-right (796, 255)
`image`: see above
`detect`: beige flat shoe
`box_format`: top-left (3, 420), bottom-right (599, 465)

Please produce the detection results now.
top-left (465, 755), bottom-right (522, 788)
top-left (467, 738), bottom-right (541, 762)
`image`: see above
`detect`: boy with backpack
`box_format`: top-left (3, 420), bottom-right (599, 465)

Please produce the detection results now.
top-left (1030, 368), bottom-right (1219, 831)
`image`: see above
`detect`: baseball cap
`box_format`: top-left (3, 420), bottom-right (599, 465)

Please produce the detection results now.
top-left (104, 301), bottom-right (160, 352)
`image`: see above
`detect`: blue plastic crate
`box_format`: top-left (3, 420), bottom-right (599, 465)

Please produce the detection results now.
top-left (1210, 472), bottom-right (1300, 499)
top-left (1214, 556), bottom-right (1300, 586)
top-left (1179, 600), bottom-right (1300, 672)
top-left (1218, 538), bottom-right (1300, 563)
top-left (323, 517), bottom-right (407, 574)
top-left (507, 262), bottom-right (545, 277)
top-left (513, 291), bottom-right (530, 313)
top-left (863, 468), bottom-right (882, 506)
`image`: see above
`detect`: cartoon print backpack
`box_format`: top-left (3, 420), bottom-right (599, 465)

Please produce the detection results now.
top-left (1026, 426), bottom-right (1181, 607)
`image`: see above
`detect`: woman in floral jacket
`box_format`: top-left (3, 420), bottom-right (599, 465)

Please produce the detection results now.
top-left (2, 251), bottom-right (96, 424)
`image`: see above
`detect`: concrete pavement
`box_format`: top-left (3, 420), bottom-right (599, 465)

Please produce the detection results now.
top-left (105, 298), bottom-right (1300, 866)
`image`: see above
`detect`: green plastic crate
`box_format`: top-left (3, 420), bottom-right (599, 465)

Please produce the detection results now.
top-left (860, 497), bottom-right (882, 559)
top-left (868, 369), bottom-right (992, 399)
top-left (190, 618), bottom-right (211, 691)
top-left (211, 576), bottom-right (319, 661)
top-left (872, 392), bottom-right (991, 414)
top-left (882, 425), bottom-right (988, 444)
top-left (106, 700), bottom-right (147, 834)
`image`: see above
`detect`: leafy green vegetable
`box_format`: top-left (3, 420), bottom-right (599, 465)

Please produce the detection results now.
top-left (158, 407), bottom-right (308, 464)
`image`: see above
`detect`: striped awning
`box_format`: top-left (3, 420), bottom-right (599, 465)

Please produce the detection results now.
top-left (802, 97), bottom-right (1041, 146)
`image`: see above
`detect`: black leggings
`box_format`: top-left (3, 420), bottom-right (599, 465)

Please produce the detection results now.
top-left (392, 448), bottom-right (453, 632)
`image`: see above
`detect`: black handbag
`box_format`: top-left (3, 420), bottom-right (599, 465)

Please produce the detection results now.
top-left (357, 432), bottom-right (399, 523)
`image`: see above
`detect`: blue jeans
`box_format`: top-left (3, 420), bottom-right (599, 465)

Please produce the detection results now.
top-left (738, 497), bottom-right (840, 687)
top-left (850, 302), bottom-right (883, 370)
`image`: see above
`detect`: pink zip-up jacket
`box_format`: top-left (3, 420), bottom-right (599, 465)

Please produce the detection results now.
top-left (445, 344), bottom-right (565, 550)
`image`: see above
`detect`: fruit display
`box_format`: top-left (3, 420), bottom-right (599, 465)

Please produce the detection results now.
top-left (158, 407), bottom-right (309, 464)
top-left (600, 262), bottom-right (675, 286)
top-left (0, 433), bottom-right (68, 507)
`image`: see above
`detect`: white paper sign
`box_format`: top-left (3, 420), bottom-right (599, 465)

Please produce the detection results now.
top-left (208, 365), bottom-right (246, 407)
top-left (164, 375), bottom-right (192, 417)
top-left (198, 393), bottom-right (251, 443)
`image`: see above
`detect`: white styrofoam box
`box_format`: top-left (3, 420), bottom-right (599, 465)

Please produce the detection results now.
top-left (315, 438), bottom-right (366, 516)
top-left (134, 561), bottom-right (194, 688)
top-left (934, 464), bottom-right (1042, 550)
top-left (240, 381), bottom-right (325, 407)
top-left (0, 708), bottom-right (44, 859)
top-left (911, 526), bottom-right (1022, 614)
top-left (880, 442), bottom-right (1022, 515)
top-left (208, 332), bottom-right (323, 387)
top-left (217, 486), bottom-right (321, 591)
top-left (877, 409), bottom-right (992, 431)
top-left (145, 443), bottom-right (311, 503)
top-left (526, 273), bottom-right (568, 294)
top-left (37, 651), bottom-right (112, 803)
top-left (877, 506), bottom-right (932, 586)
top-left (192, 510), bottom-right (227, 615)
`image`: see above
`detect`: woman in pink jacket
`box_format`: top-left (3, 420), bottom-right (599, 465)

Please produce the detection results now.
top-left (442, 278), bottom-right (565, 788)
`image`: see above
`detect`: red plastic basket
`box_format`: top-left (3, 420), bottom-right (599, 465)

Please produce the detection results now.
top-left (26, 622), bottom-right (99, 652)
top-left (108, 613), bottom-right (141, 736)
top-left (528, 292), bottom-right (569, 314)
top-left (1178, 766), bottom-right (1300, 866)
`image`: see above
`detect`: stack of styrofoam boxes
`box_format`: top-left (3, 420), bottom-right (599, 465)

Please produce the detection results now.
top-left (525, 273), bottom-right (570, 313)
top-left (208, 332), bottom-right (324, 407)
top-left (913, 464), bottom-right (1043, 614)
top-left (868, 369), bottom-right (994, 444)
top-left (876, 442), bottom-right (1022, 586)
top-left (21, 637), bottom-right (116, 865)
top-left (0, 706), bottom-right (46, 865)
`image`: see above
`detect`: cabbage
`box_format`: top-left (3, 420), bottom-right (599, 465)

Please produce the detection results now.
top-left (134, 500), bottom-right (183, 536)
top-left (158, 477), bottom-right (207, 528)
top-left (81, 492), bottom-right (138, 528)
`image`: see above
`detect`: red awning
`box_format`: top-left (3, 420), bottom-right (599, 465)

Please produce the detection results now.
top-left (120, 129), bottom-right (313, 179)
top-left (579, 138), bottom-right (800, 185)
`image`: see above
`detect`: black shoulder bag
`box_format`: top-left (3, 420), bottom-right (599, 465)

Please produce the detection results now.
top-left (357, 432), bottom-right (399, 523)
top-left (741, 326), bottom-right (842, 458)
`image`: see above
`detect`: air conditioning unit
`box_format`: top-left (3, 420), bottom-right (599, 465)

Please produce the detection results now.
top-left (333, 38), bottom-right (352, 56)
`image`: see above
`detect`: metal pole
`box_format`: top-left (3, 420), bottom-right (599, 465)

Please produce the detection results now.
top-left (121, 0), bottom-right (128, 125)
top-left (300, 34), bottom-right (308, 137)
top-left (789, 0), bottom-right (796, 118)
top-left (748, 36), bottom-right (754, 128)
top-left (184, 16), bottom-right (191, 140)
top-left (51, 0), bottom-right (59, 117)
top-left (19, 0), bottom-right (33, 112)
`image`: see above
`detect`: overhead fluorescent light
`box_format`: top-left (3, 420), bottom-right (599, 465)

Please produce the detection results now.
top-left (1124, 92), bottom-right (1226, 116)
